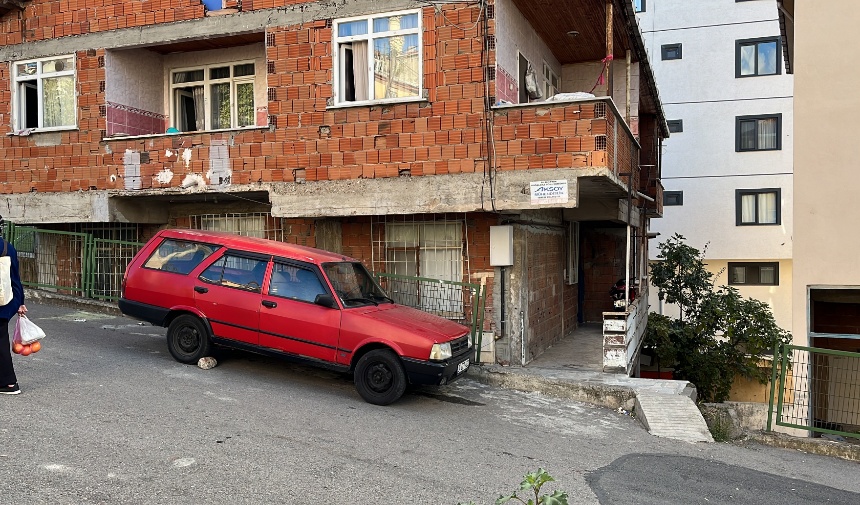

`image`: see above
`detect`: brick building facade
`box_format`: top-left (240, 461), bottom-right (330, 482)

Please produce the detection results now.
top-left (0, 0), bottom-right (666, 368)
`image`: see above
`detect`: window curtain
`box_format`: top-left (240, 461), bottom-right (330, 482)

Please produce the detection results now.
top-left (42, 75), bottom-right (75, 128)
top-left (352, 41), bottom-right (369, 101)
top-left (758, 118), bottom-right (777, 149)
top-left (758, 192), bottom-right (777, 223)
top-left (192, 86), bottom-right (205, 131)
top-left (759, 266), bottom-right (775, 284)
top-left (741, 194), bottom-right (756, 223)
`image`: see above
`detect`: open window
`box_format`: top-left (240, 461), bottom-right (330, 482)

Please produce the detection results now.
top-left (13, 55), bottom-right (76, 131)
top-left (333, 10), bottom-right (422, 105)
top-left (170, 62), bottom-right (256, 132)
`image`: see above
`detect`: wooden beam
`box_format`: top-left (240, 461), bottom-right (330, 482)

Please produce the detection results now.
top-left (605, 1), bottom-right (614, 99)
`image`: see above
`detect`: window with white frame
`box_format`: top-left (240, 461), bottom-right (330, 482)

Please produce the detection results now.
top-left (169, 61), bottom-right (256, 132)
top-left (543, 63), bottom-right (560, 98)
top-left (334, 10), bottom-right (422, 105)
top-left (13, 55), bottom-right (76, 130)
top-left (736, 188), bottom-right (780, 225)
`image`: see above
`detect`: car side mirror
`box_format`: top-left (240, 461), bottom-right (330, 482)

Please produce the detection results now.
top-left (314, 294), bottom-right (339, 309)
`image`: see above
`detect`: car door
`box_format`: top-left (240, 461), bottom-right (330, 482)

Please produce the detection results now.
top-left (194, 250), bottom-right (270, 346)
top-left (258, 260), bottom-right (341, 362)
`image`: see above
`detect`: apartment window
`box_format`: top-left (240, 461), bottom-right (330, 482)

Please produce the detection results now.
top-left (543, 63), bottom-right (560, 98)
top-left (334, 10), bottom-right (421, 105)
top-left (736, 189), bottom-right (780, 225)
top-left (667, 119), bottom-right (683, 133)
top-left (661, 44), bottom-right (682, 60)
top-left (728, 262), bottom-right (779, 286)
top-left (736, 37), bottom-right (780, 77)
top-left (170, 61), bottom-right (256, 132)
top-left (384, 221), bottom-right (463, 316)
top-left (736, 114), bottom-right (781, 151)
top-left (13, 55), bottom-right (76, 130)
top-left (663, 191), bottom-right (683, 206)
top-left (634, 0), bottom-right (645, 12)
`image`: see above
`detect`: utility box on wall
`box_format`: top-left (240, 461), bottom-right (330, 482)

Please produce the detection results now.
top-left (490, 226), bottom-right (514, 266)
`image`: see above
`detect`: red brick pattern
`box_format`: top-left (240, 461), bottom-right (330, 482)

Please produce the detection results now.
top-left (526, 229), bottom-right (566, 358)
top-left (581, 226), bottom-right (626, 322)
top-left (0, 4), bottom-right (641, 198)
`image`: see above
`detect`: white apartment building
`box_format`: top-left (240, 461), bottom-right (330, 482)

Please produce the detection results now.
top-left (638, 0), bottom-right (793, 331)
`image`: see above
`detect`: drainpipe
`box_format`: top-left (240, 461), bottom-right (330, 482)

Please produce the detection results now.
top-left (520, 311), bottom-right (526, 366)
top-left (500, 266), bottom-right (506, 342)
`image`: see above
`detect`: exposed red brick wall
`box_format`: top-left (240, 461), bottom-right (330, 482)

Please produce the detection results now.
top-left (581, 226), bottom-right (626, 322)
top-left (0, 3), bottom-right (642, 198)
top-left (526, 228), bottom-right (565, 359)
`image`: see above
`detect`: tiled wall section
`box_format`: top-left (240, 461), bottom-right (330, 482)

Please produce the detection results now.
top-left (495, 65), bottom-right (518, 104)
top-left (106, 102), bottom-right (167, 136)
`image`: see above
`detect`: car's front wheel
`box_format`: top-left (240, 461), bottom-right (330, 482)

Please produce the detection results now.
top-left (354, 349), bottom-right (407, 405)
top-left (167, 314), bottom-right (212, 364)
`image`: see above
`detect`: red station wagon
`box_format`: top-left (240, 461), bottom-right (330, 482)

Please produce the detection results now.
top-left (119, 229), bottom-right (473, 405)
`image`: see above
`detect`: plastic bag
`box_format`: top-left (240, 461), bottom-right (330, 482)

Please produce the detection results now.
top-left (14, 315), bottom-right (46, 345)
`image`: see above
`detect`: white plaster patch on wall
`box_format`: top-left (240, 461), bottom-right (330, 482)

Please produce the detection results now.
top-left (165, 149), bottom-right (174, 158)
top-left (109, 174), bottom-right (117, 183)
top-left (155, 168), bottom-right (174, 185)
top-left (208, 139), bottom-right (232, 187)
top-left (182, 148), bottom-right (192, 168)
top-left (123, 149), bottom-right (141, 190)
top-left (181, 174), bottom-right (206, 189)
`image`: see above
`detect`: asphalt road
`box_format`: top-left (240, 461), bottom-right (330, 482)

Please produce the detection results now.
top-left (1, 301), bottom-right (859, 505)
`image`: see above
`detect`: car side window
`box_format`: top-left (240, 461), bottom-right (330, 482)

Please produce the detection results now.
top-left (143, 239), bottom-right (219, 275)
top-left (199, 254), bottom-right (268, 293)
top-left (268, 263), bottom-right (327, 303)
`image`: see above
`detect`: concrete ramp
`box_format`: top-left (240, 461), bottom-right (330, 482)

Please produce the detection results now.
top-left (635, 393), bottom-right (714, 443)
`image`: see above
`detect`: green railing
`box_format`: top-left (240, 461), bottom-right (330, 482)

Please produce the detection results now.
top-left (6, 223), bottom-right (144, 302)
top-left (768, 343), bottom-right (860, 440)
top-left (374, 272), bottom-right (488, 363)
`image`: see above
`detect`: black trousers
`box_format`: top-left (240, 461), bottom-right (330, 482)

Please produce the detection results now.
top-left (0, 318), bottom-right (16, 385)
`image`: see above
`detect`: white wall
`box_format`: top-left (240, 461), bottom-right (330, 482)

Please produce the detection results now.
top-left (105, 49), bottom-right (165, 112)
top-left (495, 0), bottom-right (560, 102)
top-left (639, 0), bottom-right (793, 331)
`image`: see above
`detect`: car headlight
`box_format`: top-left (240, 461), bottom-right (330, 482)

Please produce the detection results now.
top-left (429, 342), bottom-right (452, 361)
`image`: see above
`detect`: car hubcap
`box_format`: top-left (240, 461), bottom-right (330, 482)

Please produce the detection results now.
top-left (367, 363), bottom-right (392, 393)
top-left (177, 326), bottom-right (199, 354)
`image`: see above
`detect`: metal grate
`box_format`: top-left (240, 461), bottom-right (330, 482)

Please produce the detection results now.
top-left (595, 134), bottom-right (607, 151)
top-left (595, 101), bottom-right (607, 118)
top-left (769, 344), bottom-right (860, 440)
top-left (188, 213), bottom-right (288, 241)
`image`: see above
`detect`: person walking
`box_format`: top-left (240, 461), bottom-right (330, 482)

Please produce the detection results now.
top-left (0, 219), bottom-right (27, 395)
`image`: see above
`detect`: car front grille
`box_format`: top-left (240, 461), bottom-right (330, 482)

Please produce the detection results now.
top-left (450, 334), bottom-right (471, 356)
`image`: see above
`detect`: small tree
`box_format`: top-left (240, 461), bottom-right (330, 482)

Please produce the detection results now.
top-left (645, 234), bottom-right (791, 403)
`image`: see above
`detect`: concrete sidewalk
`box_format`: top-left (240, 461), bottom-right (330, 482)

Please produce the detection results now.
top-left (466, 323), bottom-right (713, 443)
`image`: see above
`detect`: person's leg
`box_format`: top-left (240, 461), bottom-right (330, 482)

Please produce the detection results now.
top-left (0, 318), bottom-right (18, 386)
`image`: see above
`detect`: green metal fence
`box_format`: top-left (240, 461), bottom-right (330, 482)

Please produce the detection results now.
top-left (374, 272), bottom-right (487, 363)
top-left (768, 343), bottom-right (860, 440)
top-left (6, 223), bottom-right (144, 302)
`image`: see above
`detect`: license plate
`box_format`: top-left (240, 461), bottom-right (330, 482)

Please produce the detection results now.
top-left (456, 358), bottom-right (470, 374)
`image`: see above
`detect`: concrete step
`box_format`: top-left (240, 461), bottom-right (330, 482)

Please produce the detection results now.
top-left (635, 392), bottom-right (714, 443)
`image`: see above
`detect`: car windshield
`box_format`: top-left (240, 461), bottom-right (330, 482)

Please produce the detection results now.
top-left (322, 262), bottom-right (392, 307)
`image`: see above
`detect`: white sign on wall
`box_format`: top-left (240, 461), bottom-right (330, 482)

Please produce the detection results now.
top-left (530, 180), bottom-right (569, 205)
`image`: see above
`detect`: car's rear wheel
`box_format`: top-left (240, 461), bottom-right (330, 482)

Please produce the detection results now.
top-left (167, 314), bottom-right (212, 364)
top-left (354, 349), bottom-right (407, 405)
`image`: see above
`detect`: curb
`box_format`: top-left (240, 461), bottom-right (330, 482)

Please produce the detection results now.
top-left (466, 364), bottom-right (637, 410)
top-left (745, 431), bottom-right (860, 462)
top-left (24, 289), bottom-right (121, 316)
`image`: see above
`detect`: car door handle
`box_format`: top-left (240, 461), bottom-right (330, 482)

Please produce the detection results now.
top-left (262, 300), bottom-right (277, 308)
top-left (194, 286), bottom-right (208, 294)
